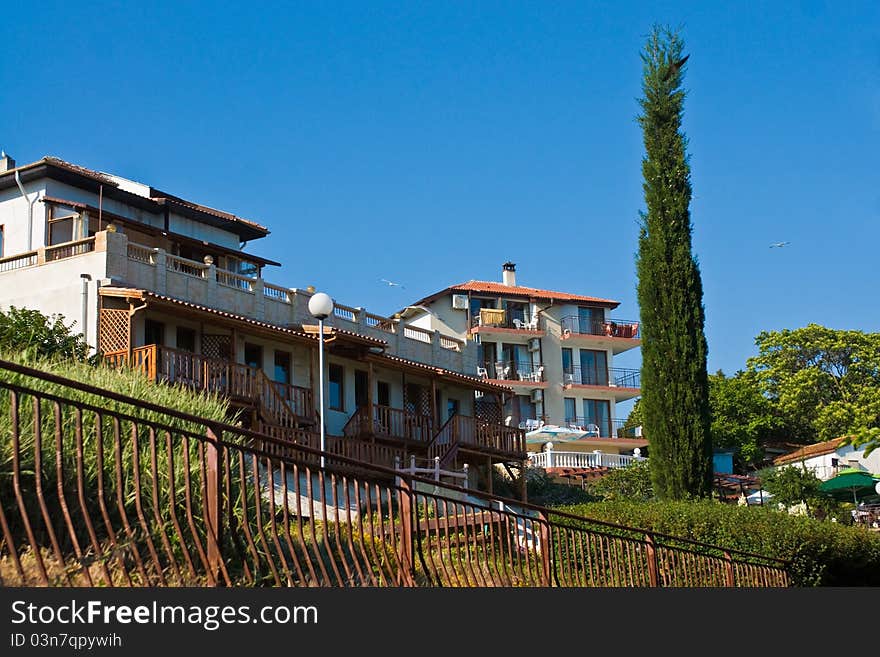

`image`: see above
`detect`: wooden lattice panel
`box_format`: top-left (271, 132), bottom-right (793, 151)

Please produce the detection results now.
top-left (99, 309), bottom-right (130, 353)
top-left (202, 334), bottom-right (232, 360)
top-left (405, 383), bottom-right (432, 418)
top-left (475, 395), bottom-right (502, 424)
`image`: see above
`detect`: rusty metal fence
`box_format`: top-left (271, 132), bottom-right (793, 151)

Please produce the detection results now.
top-left (0, 359), bottom-right (790, 587)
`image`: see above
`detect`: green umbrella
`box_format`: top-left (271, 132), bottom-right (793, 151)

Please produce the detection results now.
top-left (819, 469), bottom-right (880, 504)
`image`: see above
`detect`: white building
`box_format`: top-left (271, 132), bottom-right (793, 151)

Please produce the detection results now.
top-left (400, 262), bottom-right (648, 462)
top-left (0, 153), bottom-right (526, 493)
top-left (773, 437), bottom-right (880, 481)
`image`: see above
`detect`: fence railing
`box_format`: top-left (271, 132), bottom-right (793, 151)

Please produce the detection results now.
top-left (343, 404), bottom-right (435, 444)
top-left (554, 417), bottom-right (642, 439)
top-left (561, 316), bottom-right (640, 340)
top-left (216, 269), bottom-right (255, 292)
top-left (563, 367), bottom-right (641, 389)
top-left (0, 250), bottom-right (38, 273)
top-left (528, 450), bottom-right (643, 470)
top-left (165, 254), bottom-right (207, 279)
top-left (126, 242), bottom-right (157, 264)
top-left (403, 325), bottom-right (432, 344)
top-left (479, 360), bottom-right (544, 382)
top-left (262, 282), bottom-right (291, 304)
top-left (0, 358), bottom-right (790, 587)
top-left (45, 237), bottom-right (96, 262)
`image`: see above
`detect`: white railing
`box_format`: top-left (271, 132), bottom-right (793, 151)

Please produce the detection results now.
top-left (395, 455), bottom-right (469, 487)
top-left (403, 325), bottom-right (432, 344)
top-left (216, 269), bottom-right (255, 292)
top-left (439, 335), bottom-right (463, 351)
top-left (0, 250), bottom-right (37, 273)
top-left (263, 282), bottom-right (291, 304)
top-left (126, 242), bottom-right (157, 264)
top-left (364, 312), bottom-right (395, 332)
top-left (333, 304), bottom-right (358, 323)
top-left (528, 450), bottom-right (643, 470)
top-left (165, 254), bottom-right (207, 279)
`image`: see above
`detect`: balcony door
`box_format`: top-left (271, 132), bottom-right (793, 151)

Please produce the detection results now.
top-left (582, 399), bottom-right (611, 437)
top-left (578, 306), bottom-right (604, 335)
top-left (579, 349), bottom-right (608, 385)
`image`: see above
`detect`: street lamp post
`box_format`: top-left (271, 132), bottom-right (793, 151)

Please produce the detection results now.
top-left (308, 292), bottom-right (334, 469)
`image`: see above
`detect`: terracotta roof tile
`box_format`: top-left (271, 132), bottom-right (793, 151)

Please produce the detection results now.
top-left (412, 280), bottom-right (620, 308)
top-left (773, 437), bottom-right (849, 466)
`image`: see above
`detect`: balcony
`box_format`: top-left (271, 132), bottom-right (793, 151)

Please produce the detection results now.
top-left (477, 360), bottom-right (545, 385)
top-left (470, 308), bottom-right (545, 335)
top-left (560, 316), bottom-right (641, 354)
top-left (562, 367), bottom-right (640, 401)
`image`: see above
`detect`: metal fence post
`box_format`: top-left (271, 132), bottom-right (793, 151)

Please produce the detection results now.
top-left (724, 551), bottom-right (735, 587)
top-left (397, 475), bottom-right (415, 585)
top-left (205, 426), bottom-right (223, 586)
top-left (645, 533), bottom-right (659, 587)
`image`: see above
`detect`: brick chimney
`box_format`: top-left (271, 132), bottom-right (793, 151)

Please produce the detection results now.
top-left (0, 151), bottom-right (16, 172)
top-left (502, 261), bottom-right (516, 286)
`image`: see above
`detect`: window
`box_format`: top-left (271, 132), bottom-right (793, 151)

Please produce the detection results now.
top-left (354, 370), bottom-right (369, 408)
top-left (176, 327), bottom-right (196, 353)
top-left (244, 343), bottom-right (262, 370)
top-left (577, 306), bottom-right (604, 334)
top-left (274, 351), bottom-right (291, 384)
top-left (144, 319), bottom-right (165, 347)
top-left (377, 381), bottom-right (390, 407)
top-left (579, 349), bottom-right (608, 385)
top-left (582, 399), bottom-right (611, 437)
top-left (447, 398), bottom-right (460, 420)
top-left (329, 364), bottom-right (344, 411)
top-left (562, 348), bottom-right (573, 374)
top-left (47, 205), bottom-right (86, 246)
top-left (564, 398), bottom-right (577, 424)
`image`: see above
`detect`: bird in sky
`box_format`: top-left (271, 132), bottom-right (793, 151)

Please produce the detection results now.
top-left (663, 54), bottom-right (689, 81)
top-left (769, 241), bottom-right (791, 248)
top-left (380, 278), bottom-right (406, 289)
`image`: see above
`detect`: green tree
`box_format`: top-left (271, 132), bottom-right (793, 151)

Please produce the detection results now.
top-left (0, 306), bottom-right (88, 361)
top-left (709, 369), bottom-right (784, 469)
top-left (746, 324), bottom-right (880, 447)
top-left (635, 26), bottom-right (712, 499)
top-left (622, 398), bottom-right (642, 436)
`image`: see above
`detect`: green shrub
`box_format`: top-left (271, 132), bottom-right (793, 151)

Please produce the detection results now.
top-left (586, 460), bottom-right (653, 501)
top-left (0, 307), bottom-right (88, 361)
top-left (557, 499), bottom-right (880, 586)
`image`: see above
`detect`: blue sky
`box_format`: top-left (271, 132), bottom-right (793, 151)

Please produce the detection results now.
top-left (3, 1), bottom-right (879, 383)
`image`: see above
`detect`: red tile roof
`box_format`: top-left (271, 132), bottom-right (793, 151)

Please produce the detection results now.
top-left (412, 280), bottom-right (620, 308)
top-left (773, 437), bottom-right (849, 466)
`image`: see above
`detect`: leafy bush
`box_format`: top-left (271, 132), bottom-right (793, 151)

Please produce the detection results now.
top-left (0, 306), bottom-right (88, 361)
top-left (525, 469), bottom-right (594, 507)
top-left (586, 460), bottom-right (653, 501)
top-left (557, 499), bottom-right (880, 586)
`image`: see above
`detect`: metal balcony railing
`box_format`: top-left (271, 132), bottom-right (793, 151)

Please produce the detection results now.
top-left (477, 360), bottom-right (544, 382)
top-left (562, 367), bottom-right (640, 388)
top-left (561, 316), bottom-right (640, 340)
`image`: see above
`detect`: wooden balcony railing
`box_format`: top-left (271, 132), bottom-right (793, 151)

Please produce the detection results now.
top-left (343, 404), bottom-right (434, 444)
top-left (104, 344), bottom-right (314, 432)
top-left (430, 415), bottom-right (525, 459)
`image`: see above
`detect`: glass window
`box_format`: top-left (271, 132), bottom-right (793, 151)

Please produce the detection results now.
top-left (579, 349), bottom-right (608, 385)
top-left (329, 364), bottom-right (344, 411)
top-left (577, 306), bottom-right (605, 334)
top-left (564, 398), bottom-right (577, 424)
top-left (447, 398), bottom-right (460, 420)
top-left (562, 348), bottom-right (573, 373)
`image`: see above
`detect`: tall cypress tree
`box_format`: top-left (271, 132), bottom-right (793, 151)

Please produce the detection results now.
top-left (636, 26), bottom-right (712, 499)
